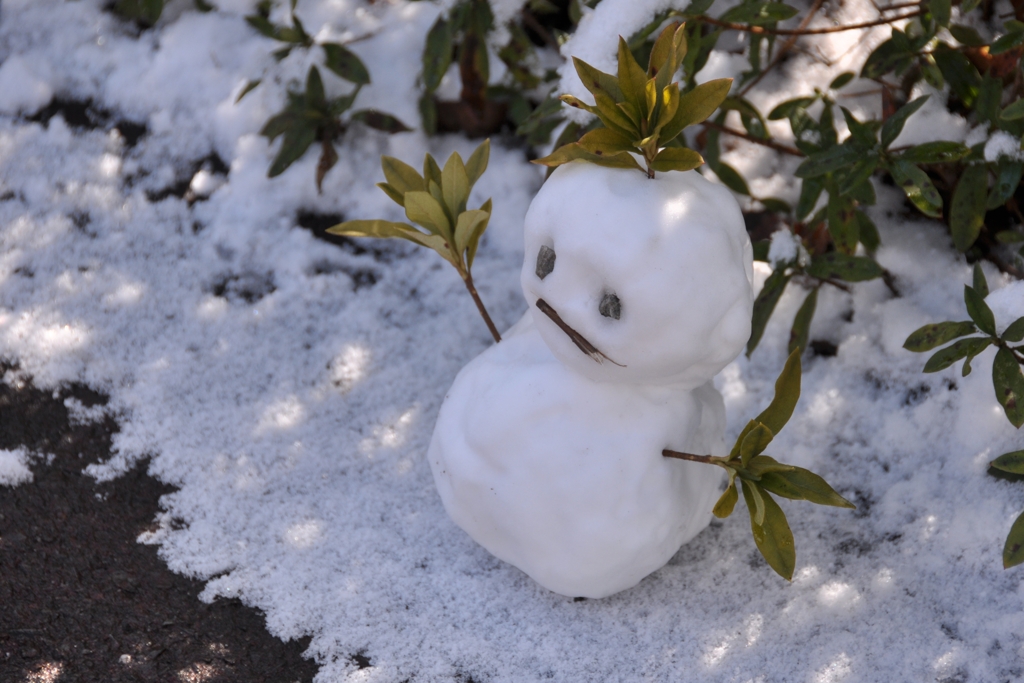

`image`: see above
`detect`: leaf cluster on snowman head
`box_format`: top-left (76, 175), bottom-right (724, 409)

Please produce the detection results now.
top-left (326, 139), bottom-right (492, 273)
top-left (533, 22), bottom-right (733, 178)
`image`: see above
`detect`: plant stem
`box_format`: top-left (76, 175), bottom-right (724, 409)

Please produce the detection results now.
top-left (739, 0), bottom-right (825, 97)
top-left (702, 120), bottom-right (804, 157)
top-left (463, 270), bottom-right (502, 344)
top-left (662, 449), bottom-right (718, 464)
top-left (696, 10), bottom-right (921, 36)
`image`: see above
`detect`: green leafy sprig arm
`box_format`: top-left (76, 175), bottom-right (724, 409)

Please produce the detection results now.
top-left (903, 264), bottom-right (1024, 428)
top-left (326, 140), bottom-right (501, 343)
top-left (532, 22), bottom-right (733, 179)
top-left (664, 349), bottom-right (855, 580)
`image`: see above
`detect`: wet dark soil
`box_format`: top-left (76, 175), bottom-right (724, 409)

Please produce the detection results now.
top-left (0, 366), bottom-right (319, 683)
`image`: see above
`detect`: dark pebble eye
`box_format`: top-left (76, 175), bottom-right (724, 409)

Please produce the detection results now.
top-left (599, 293), bottom-right (621, 320)
top-left (536, 245), bottom-right (556, 280)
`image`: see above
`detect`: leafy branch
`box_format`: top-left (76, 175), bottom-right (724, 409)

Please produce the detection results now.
top-left (326, 140), bottom-right (502, 343)
top-left (904, 264), bottom-right (1024, 425)
top-left (664, 349), bottom-right (854, 580)
top-left (259, 66), bottom-right (409, 192)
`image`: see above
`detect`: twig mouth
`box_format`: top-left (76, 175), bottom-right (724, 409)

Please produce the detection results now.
top-left (534, 298), bottom-right (625, 367)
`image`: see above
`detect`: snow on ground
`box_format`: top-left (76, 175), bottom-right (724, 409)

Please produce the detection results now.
top-left (1, 0), bottom-right (1023, 681)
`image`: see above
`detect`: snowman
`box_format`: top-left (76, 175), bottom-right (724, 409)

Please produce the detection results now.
top-left (427, 162), bottom-right (754, 598)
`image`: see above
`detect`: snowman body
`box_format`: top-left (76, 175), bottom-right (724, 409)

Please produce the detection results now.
top-left (427, 164), bottom-right (753, 598)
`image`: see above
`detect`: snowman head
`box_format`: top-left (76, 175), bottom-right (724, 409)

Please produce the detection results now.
top-left (521, 162), bottom-right (753, 388)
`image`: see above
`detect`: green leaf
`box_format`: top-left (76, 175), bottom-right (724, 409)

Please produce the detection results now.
top-left (465, 139), bottom-right (490, 187)
top-left (236, 79), bottom-right (262, 103)
top-left (1004, 317), bottom-right (1024, 343)
top-left (743, 455), bottom-right (795, 479)
top-left (259, 111), bottom-right (300, 141)
top-left (889, 161), bottom-right (943, 218)
top-left (992, 450), bottom-right (1024, 474)
top-left (573, 57), bottom-right (624, 102)
top-left (930, 0), bottom-right (951, 26)
top-left (267, 125), bottom-right (317, 177)
top-left (710, 161), bottom-right (750, 195)
top-left (350, 110), bottom-right (410, 133)
top-left (741, 481), bottom-right (796, 581)
top-left (304, 66), bottom-right (326, 111)
top-left (442, 151), bottom-right (470, 220)
top-left (827, 192), bottom-right (859, 255)
top-left (617, 36), bottom-right (650, 119)
top-left (419, 93), bottom-right (437, 136)
top-left (922, 337), bottom-right (992, 372)
top-left (532, 143), bottom-right (644, 172)
top-left (922, 55), bottom-right (945, 90)
top-left (857, 210), bottom-right (881, 253)
top-left (454, 209), bottom-right (489, 257)
top-left (577, 128), bottom-right (637, 156)
top-left (375, 182), bottom-right (405, 207)
top-left (949, 24), bottom-right (985, 47)
top-left (322, 43), bottom-right (370, 85)
top-left (739, 423), bottom-right (774, 466)
top-left (1004, 510), bottom-right (1024, 568)
top-left (380, 156), bottom-right (425, 195)
top-left (404, 191), bottom-right (453, 240)
top-left (768, 97), bottom-right (817, 121)
top-left (712, 479), bottom-right (739, 518)
top-left (840, 107), bottom-right (877, 149)
top-left (466, 198), bottom-right (491, 268)
top-left (881, 96), bottom-right (928, 149)
top-left (422, 17), bottom-right (453, 92)
top-left (593, 90), bottom-right (641, 138)
top-left (755, 346), bottom-right (802, 437)
top-left (743, 476), bottom-right (766, 525)
top-left (795, 144), bottom-right (863, 179)
top-left (759, 467), bottom-right (855, 508)
top-left (830, 72), bottom-right (855, 90)
top-left (898, 141), bottom-right (971, 165)
top-left (789, 286), bottom-right (818, 355)
top-left (988, 160), bottom-right (1024, 210)
top-left (933, 45), bottom-right (981, 107)
top-left (721, 2), bottom-right (798, 24)
top-left (327, 218), bottom-right (415, 239)
top-left (1002, 99), bottom-right (1024, 121)
top-left (651, 147), bottom-right (704, 173)
top-left (806, 252), bottom-right (883, 282)
top-left (423, 154), bottom-right (443, 188)
top-left (903, 321), bottom-right (978, 352)
top-left (972, 263), bottom-right (990, 298)
top-left (993, 347), bottom-right (1024, 427)
top-left (659, 78), bottom-right (733, 142)
top-left (861, 32), bottom-right (914, 80)
top-left (245, 12), bottom-right (278, 39)
top-left (760, 197), bottom-right (792, 213)
top-left (951, 165), bottom-right (990, 252)
top-left (796, 177), bottom-right (824, 221)
top-left (746, 267), bottom-right (791, 356)
top-left (991, 30), bottom-right (1024, 55)
top-left (964, 285), bottom-right (996, 335)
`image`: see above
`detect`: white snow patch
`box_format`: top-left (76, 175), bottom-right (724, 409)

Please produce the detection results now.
top-left (0, 447), bottom-right (33, 486)
top-left (0, 55), bottom-right (52, 115)
top-left (984, 131), bottom-right (1024, 162)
